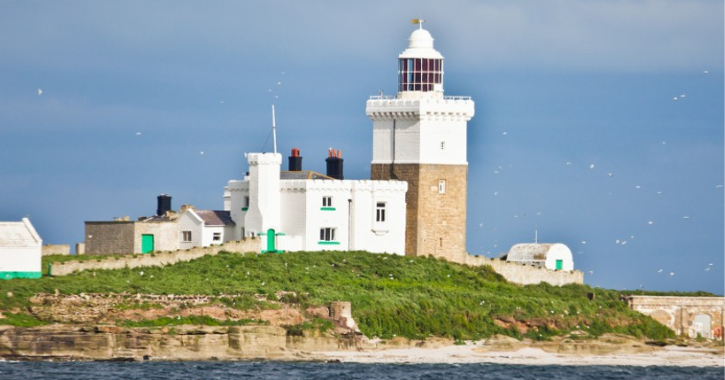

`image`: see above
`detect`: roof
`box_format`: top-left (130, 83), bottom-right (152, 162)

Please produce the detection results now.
top-left (280, 170), bottom-right (334, 180)
top-left (0, 218), bottom-right (42, 247)
top-left (506, 243), bottom-right (571, 262)
top-left (195, 210), bottom-right (235, 226)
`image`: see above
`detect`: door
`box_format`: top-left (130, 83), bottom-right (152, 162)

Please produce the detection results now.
top-left (555, 259), bottom-right (563, 270)
top-left (141, 234), bottom-right (154, 253)
top-left (266, 228), bottom-right (276, 253)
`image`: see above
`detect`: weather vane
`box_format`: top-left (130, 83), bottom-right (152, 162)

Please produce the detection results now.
top-left (411, 18), bottom-right (426, 29)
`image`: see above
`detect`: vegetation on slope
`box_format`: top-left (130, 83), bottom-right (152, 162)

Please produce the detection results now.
top-left (0, 251), bottom-right (677, 341)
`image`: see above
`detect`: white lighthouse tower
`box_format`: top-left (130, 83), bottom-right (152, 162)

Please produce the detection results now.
top-left (366, 21), bottom-right (475, 260)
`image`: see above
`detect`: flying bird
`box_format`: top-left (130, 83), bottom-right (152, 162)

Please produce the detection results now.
top-left (37, 88), bottom-right (43, 96)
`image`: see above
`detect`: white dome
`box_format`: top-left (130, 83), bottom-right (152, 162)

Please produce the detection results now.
top-left (399, 27), bottom-right (444, 59)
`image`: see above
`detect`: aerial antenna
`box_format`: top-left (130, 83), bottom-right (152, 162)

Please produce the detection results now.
top-left (272, 104), bottom-right (277, 154)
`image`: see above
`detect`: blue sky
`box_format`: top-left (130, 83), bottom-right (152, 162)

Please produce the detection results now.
top-left (1, 1), bottom-right (722, 294)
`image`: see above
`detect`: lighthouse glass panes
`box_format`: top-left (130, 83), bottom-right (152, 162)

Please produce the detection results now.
top-left (398, 58), bottom-right (443, 92)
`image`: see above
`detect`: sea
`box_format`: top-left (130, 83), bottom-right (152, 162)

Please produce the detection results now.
top-left (0, 361), bottom-right (722, 380)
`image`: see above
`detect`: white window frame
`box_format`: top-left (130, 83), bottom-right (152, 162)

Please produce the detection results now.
top-left (322, 196), bottom-right (333, 207)
top-left (438, 179), bottom-right (446, 194)
top-left (182, 230), bottom-right (192, 242)
top-left (376, 202), bottom-right (386, 222)
top-left (319, 227), bottom-right (336, 241)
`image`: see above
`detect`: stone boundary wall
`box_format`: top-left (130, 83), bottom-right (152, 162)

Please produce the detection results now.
top-left (461, 255), bottom-right (584, 286)
top-left (49, 239), bottom-right (259, 276)
top-left (49, 238), bottom-right (582, 286)
top-left (42, 244), bottom-right (71, 256)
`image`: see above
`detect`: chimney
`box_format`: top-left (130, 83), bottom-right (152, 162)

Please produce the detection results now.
top-left (325, 148), bottom-right (344, 180)
top-left (156, 194), bottom-right (172, 216)
top-left (288, 148), bottom-right (302, 171)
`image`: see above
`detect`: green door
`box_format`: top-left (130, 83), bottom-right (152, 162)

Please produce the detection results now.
top-left (141, 234), bottom-right (154, 253)
top-left (266, 228), bottom-right (276, 253)
top-left (555, 259), bottom-right (563, 270)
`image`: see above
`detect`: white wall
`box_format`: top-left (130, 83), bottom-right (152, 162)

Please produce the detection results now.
top-left (0, 218), bottom-right (42, 277)
top-left (178, 211), bottom-right (203, 250)
top-left (544, 243), bottom-right (574, 271)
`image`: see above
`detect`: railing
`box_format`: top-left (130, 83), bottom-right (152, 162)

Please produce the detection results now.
top-left (368, 95), bottom-right (472, 101)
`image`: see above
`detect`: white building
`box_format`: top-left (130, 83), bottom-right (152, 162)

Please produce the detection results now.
top-left (224, 150), bottom-right (408, 254)
top-left (503, 243), bottom-right (574, 271)
top-left (178, 208), bottom-right (236, 250)
top-left (0, 218), bottom-right (42, 279)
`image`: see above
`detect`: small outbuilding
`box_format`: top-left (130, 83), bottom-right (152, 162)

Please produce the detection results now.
top-left (0, 218), bottom-right (42, 279)
top-left (502, 243), bottom-right (574, 271)
top-left (178, 207), bottom-right (236, 249)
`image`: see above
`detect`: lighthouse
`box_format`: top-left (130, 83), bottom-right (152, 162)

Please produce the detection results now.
top-left (366, 21), bottom-right (475, 260)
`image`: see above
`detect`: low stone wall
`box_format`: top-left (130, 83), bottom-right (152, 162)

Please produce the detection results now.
top-left (49, 239), bottom-right (259, 276)
top-left (41, 244), bottom-right (71, 256)
top-left (461, 255), bottom-right (584, 286)
top-left (627, 295), bottom-right (725, 339)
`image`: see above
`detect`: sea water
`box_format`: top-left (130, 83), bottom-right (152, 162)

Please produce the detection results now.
top-left (0, 362), bottom-right (722, 380)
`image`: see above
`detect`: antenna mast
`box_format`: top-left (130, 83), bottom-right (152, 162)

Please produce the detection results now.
top-left (272, 104), bottom-right (277, 154)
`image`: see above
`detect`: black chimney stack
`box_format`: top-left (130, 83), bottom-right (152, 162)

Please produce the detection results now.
top-left (289, 148), bottom-right (302, 171)
top-left (157, 194), bottom-right (172, 216)
top-left (325, 148), bottom-right (344, 180)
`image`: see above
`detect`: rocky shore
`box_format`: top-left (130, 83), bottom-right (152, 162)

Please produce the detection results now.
top-left (0, 324), bottom-right (722, 366)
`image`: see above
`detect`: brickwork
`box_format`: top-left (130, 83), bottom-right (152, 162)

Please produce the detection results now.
top-left (627, 296), bottom-right (725, 340)
top-left (372, 163), bottom-right (467, 261)
top-left (85, 222), bottom-right (135, 255)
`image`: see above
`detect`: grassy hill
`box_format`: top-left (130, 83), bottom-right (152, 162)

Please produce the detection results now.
top-left (0, 250), bottom-right (679, 341)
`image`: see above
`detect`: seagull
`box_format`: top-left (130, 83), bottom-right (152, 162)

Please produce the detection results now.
top-left (200, 151), bottom-right (204, 155)
top-left (669, 271), bottom-right (675, 276)
top-left (658, 269), bottom-right (663, 273)
top-left (607, 172), bottom-right (613, 177)
top-left (705, 267), bottom-right (711, 271)
top-left (672, 97), bottom-right (678, 101)
top-left (589, 164), bottom-right (595, 169)
top-left (680, 94), bottom-right (686, 98)
top-left (37, 88), bottom-right (43, 96)
top-left (648, 221), bottom-right (654, 225)
top-left (683, 216), bottom-right (690, 219)
top-left (135, 132), bottom-right (141, 136)
top-left (502, 131), bottom-right (507, 135)
top-left (703, 70), bottom-right (709, 74)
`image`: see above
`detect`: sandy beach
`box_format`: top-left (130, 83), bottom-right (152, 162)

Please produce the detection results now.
top-left (318, 343), bottom-right (725, 367)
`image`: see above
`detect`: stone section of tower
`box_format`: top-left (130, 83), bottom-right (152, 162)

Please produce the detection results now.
top-left (371, 163), bottom-right (467, 261)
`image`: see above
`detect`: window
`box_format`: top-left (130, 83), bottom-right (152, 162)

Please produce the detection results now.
top-left (319, 228), bottom-right (336, 242)
top-left (376, 202), bottom-right (386, 222)
top-left (440, 141), bottom-right (445, 150)
top-left (321, 196), bottom-right (335, 211)
top-left (213, 232), bottom-right (221, 241)
top-left (242, 196), bottom-right (250, 211)
top-left (182, 231), bottom-right (192, 242)
top-left (438, 179), bottom-right (446, 194)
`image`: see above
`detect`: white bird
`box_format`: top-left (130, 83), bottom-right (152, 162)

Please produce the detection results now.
top-left (680, 94), bottom-right (686, 98)
top-left (200, 151), bottom-right (204, 155)
top-left (135, 132), bottom-right (141, 136)
top-left (709, 263), bottom-right (714, 266)
top-left (703, 70), bottom-right (709, 74)
top-left (705, 267), bottom-right (711, 271)
top-left (672, 97), bottom-right (678, 101)
top-left (566, 162), bottom-right (572, 166)
top-left (589, 164), bottom-right (595, 169)
top-left (683, 216), bottom-right (690, 219)
top-left (658, 269), bottom-right (663, 273)
top-left (648, 221), bottom-right (654, 225)
top-left (669, 271), bottom-right (675, 276)
top-left (37, 88), bottom-right (43, 96)
top-left (581, 241), bottom-right (587, 245)
top-left (607, 172), bottom-right (613, 177)
top-left (502, 132), bottom-right (507, 135)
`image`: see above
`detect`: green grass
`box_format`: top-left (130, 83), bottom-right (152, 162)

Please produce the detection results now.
top-left (116, 315), bottom-right (261, 328)
top-left (2, 251), bottom-right (683, 340)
